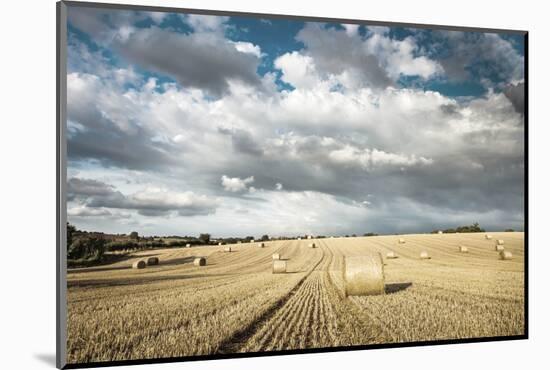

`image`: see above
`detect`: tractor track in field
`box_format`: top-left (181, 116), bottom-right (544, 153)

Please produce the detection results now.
top-left (216, 243), bottom-right (327, 354)
top-left (238, 243), bottom-right (335, 352)
top-left (234, 240), bottom-right (398, 352)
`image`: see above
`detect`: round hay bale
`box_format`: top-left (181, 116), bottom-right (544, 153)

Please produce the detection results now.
top-left (495, 244), bottom-right (505, 252)
top-left (499, 251), bottom-right (513, 260)
top-left (272, 253), bottom-right (280, 260)
top-left (485, 234), bottom-right (493, 240)
top-left (218, 242), bottom-right (223, 246)
top-left (307, 235), bottom-right (312, 239)
top-left (146, 257), bottom-right (159, 266)
top-left (386, 251), bottom-right (398, 259)
top-left (458, 245), bottom-right (468, 253)
top-left (496, 239), bottom-right (505, 246)
top-left (250, 239), bottom-right (255, 243)
top-left (438, 230), bottom-right (443, 235)
top-left (297, 237), bottom-right (301, 240)
top-left (398, 238), bottom-right (406, 244)
top-left (237, 241), bottom-right (242, 244)
top-left (272, 260), bottom-right (287, 274)
top-left (258, 242), bottom-right (265, 248)
top-left (132, 260), bottom-right (146, 269)
top-left (420, 251), bottom-right (431, 259)
top-left (185, 243), bottom-right (191, 248)
top-left (344, 254), bottom-right (385, 296)
top-left (194, 257), bottom-right (206, 266)
top-left (309, 242), bottom-right (316, 248)
top-left (224, 246), bottom-right (232, 252)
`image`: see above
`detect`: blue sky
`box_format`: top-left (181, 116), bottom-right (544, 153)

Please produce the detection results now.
top-left (65, 5), bottom-right (525, 237)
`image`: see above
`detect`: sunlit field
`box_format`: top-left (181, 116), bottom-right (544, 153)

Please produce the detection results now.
top-left (66, 232), bottom-right (524, 364)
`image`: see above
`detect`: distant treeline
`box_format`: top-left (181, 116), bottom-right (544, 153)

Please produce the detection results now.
top-left (431, 223), bottom-right (485, 234)
top-left (66, 226), bottom-right (278, 267)
top-left (66, 222), bottom-right (512, 267)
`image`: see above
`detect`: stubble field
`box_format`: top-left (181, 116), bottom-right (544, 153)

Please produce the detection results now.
top-left (66, 232), bottom-right (525, 364)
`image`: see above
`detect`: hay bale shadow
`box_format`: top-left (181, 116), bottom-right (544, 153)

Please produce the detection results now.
top-left (160, 256), bottom-right (196, 267)
top-left (385, 282), bottom-right (412, 294)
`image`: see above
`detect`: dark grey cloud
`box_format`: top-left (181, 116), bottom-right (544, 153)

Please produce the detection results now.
top-left (430, 31), bottom-right (524, 86)
top-left (68, 177), bottom-right (114, 199)
top-left (218, 127), bottom-right (264, 156)
top-left (68, 126), bottom-right (176, 171)
top-left (504, 82), bottom-right (525, 114)
top-left (439, 103), bottom-right (462, 117)
top-left (115, 27), bottom-right (262, 97)
top-left (68, 7), bottom-right (112, 39)
top-left (67, 7), bottom-right (154, 43)
top-left (68, 177), bottom-right (218, 217)
top-left (296, 23), bottom-right (393, 89)
top-left (193, 120), bottom-right (524, 229)
top-left (66, 72), bottom-right (178, 170)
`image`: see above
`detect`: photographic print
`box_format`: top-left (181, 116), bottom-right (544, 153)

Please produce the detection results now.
top-left (58, 1), bottom-right (527, 367)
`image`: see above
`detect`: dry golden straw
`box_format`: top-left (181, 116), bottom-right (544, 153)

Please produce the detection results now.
top-left (146, 257), bottom-right (159, 265)
top-left (132, 260), bottom-right (146, 269)
top-left (499, 251), bottom-right (513, 260)
top-left (272, 260), bottom-right (287, 274)
top-left (458, 245), bottom-right (468, 253)
top-left (420, 251), bottom-right (431, 259)
top-left (398, 238), bottom-right (406, 244)
top-left (66, 231), bottom-right (526, 362)
top-left (194, 257), bottom-right (206, 266)
top-left (386, 251), bottom-right (398, 259)
top-left (496, 239), bottom-right (505, 245)
top-left (344, 254), bottom-right (385, 296)
top-left (272, 253), bottom-right (280, 260)
top-left (485, 234), bottom-right (493, 240)
top-left (495, 244), bottom-right (505, 252)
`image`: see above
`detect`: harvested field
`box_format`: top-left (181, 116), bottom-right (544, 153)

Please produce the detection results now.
top-left (66, 232), bottom-right (525, 364)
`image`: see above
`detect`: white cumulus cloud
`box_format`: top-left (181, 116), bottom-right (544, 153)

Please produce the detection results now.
top-left (221, 175), bottom-right (255, 192)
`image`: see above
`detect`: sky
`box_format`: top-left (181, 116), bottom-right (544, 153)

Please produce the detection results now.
top-left (65, 5), bottom-right (525, 238)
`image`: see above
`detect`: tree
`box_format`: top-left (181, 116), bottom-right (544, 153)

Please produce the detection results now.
top-left (129, 231), bottom-right (139, 240)
top-left (68, 236), bottom-right (106, 261)
top-left (198, 233), bottom-right (211, 244)
top-left (67, 222), bottom-right (76, 246)
top-left (261, 234), bottom-right (269, 241)
top-left (434, 223), bottom-right (485, 234)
